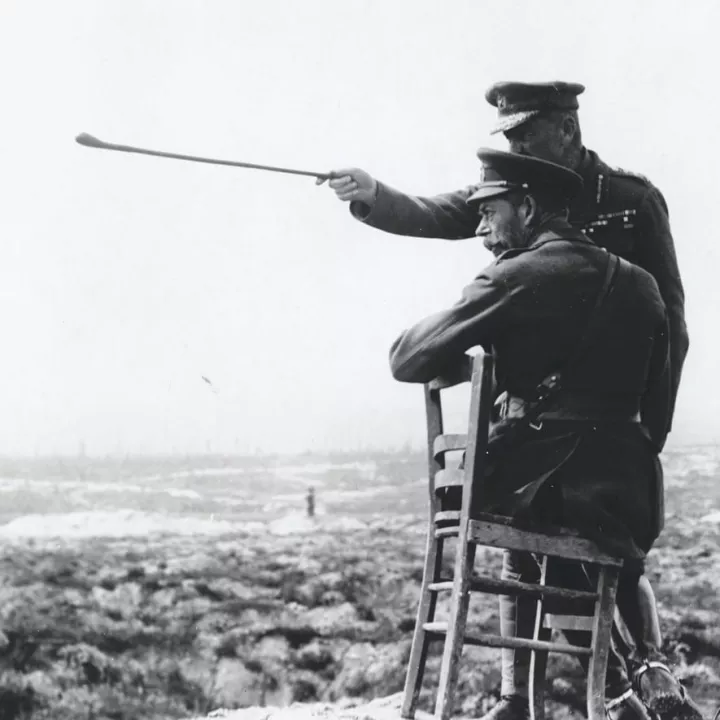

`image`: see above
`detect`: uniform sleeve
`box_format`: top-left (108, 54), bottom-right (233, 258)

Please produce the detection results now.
top-left (640, 311), bottom-right (672, 452)
top-left (350, 182), bottom-right (479, 240)
top-left (389, 272), bottom-right (510, 383)
top-left (635, 187), bottom-right (689, 428)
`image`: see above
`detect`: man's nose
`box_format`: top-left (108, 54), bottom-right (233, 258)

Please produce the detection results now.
top-left (475, 219), bottom-right (489, 237)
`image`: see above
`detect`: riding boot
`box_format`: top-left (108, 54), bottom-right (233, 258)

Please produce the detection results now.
top-left (615, 574), bottom-right (703, 720)
top-left (498, 550), bottom-right (539, 700)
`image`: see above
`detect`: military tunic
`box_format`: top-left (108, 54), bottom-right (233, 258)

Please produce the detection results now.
top-left (389, 219), bottom-right (670, 562)
top-left (353, 148), bottom-right (687, 435)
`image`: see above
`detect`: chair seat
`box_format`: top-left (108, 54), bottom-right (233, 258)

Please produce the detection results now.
top-left (434, 511), bottom-right (621, 566)
top-left (467, 516), bottom-right (623, 566)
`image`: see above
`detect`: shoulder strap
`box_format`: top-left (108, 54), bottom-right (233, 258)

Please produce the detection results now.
top-left (520, 251), bottom-right (621, 418)
top-left (556, 252), bottom-right (620, 382)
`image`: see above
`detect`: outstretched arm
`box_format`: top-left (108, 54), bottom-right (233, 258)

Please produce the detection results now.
top-left (318, 168), bottom-right (479, 240)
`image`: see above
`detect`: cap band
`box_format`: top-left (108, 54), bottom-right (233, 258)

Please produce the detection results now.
top-left (486, 81), bottom-right (585, 136)
top-left (476, 181), bottom-right (529, 190)
top-left (468, 147), bottom-right (584, 207)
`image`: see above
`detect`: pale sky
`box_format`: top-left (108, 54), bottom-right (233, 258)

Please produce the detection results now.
top-left (1, 0), bottom-right (718, 455)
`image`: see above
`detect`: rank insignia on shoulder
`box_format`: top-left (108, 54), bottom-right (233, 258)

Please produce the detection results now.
top-left (609, 165), bottom-right (651, 185)
top-left (597, 209), bottom-right (637, 221)
top-left (583, 208), bottom-right (637, 234)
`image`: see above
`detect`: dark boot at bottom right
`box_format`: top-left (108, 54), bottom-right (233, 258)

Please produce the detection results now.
top-left (634, 662), bottom-right (704, 720)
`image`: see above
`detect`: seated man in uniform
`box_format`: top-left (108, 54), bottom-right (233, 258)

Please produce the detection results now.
top-left (386, 149), bottom-right (702, 720)
top-left (319, 82), bottom-right (690, 720)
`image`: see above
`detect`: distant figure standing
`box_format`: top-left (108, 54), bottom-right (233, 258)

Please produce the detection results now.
top-left (306, 487), bottom-right (315, 518)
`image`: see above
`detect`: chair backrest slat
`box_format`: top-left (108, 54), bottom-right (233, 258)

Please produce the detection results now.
top-left (433, 434), bottom-right (468, 459)
top-left (424, 385), bottom-right (445, 512)
top-left (462, 353), bottom-right (495, 514)
top-left (424, 352), bottom-right (495, 513)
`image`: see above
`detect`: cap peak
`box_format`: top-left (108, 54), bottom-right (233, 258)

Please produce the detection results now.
top-left (485, 81), bottom-right (585, 135)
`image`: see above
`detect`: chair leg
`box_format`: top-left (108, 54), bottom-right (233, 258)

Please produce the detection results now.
top-left (529, 556), bottom-right (551, 720)
top-left (587, 565), bottom-right (620, 720)
top-left (402, 532), bottom-right (445, 718)
top-left (434, 538), bottom-right (476, 720)
top-left (530, 631), bottom-right (550, 720)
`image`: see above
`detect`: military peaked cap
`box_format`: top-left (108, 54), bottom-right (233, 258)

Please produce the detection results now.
top-left (467, 148), bottom-right (583, 205)
top-left (485, 81), bottom-right (585, 135)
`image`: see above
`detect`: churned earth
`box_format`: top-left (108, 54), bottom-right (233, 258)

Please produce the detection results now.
top-left (0, 447), bottom-right (716, 720)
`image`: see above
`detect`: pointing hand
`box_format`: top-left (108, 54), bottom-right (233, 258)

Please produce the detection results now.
top-left (316, 167), bottom-right (378, 206)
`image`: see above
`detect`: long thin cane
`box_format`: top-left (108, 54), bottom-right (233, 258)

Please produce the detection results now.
top-left (75, 133), bottom-right (331, 180)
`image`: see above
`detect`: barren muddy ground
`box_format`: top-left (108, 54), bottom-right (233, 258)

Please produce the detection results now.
top-left (0, 448), bottom-right (717, 719)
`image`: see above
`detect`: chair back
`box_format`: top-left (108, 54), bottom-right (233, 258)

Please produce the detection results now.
top-left (423, 352), bottom-right (495, 523)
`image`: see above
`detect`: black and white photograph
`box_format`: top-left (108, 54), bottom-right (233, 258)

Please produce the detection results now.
top-left (0, 2), bottom-right (718, 719)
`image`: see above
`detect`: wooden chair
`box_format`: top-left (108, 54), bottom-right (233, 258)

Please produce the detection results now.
top-left (400, 351), bottom-right (623, 720)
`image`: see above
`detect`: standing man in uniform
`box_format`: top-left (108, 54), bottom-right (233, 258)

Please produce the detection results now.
top-left (318, 83), bottom-right (692, 720)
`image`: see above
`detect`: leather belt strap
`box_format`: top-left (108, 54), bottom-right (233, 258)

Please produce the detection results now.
top-left (501, 393), bottom-right (641, 423)
top-left (536, 409), bottom-right (641, 423)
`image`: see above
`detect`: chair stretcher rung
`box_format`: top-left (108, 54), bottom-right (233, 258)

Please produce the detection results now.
top-left (436, 526), bottom-right (459, 538)
top-left (544, 613), bottom-right (595, 631)
top-left (433, 433), bottom-right (467, 457)
top-left (428, 575), bottom-right (598, 602)
top-left (422, 622), bottom-right (592, 657)
top-left (434, 469), bottom-right (464, 490)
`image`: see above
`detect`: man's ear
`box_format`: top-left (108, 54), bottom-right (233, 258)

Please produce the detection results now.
top-left (562, 113), bottom-right (577, 141)
top-left (520, 194), bottom-right (539, 226)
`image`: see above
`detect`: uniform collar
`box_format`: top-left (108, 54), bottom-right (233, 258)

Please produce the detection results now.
top-left (494, 218), bottom-right (590, 262)
top-left (529, 217), bottom-right (587, 248)
top-left (571, 147), bottom-right (612, 211)
top-left (576, 147), bottom-right (611, 181)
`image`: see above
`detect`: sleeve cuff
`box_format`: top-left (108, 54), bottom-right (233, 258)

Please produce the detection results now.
top-left (349, 200), bottom-right (372, 221)
top-left (349, 182), bottom-right (383, 223)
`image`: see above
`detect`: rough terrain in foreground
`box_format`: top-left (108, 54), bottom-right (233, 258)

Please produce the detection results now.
top-left (0, 449), bottom-right (717, 719)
